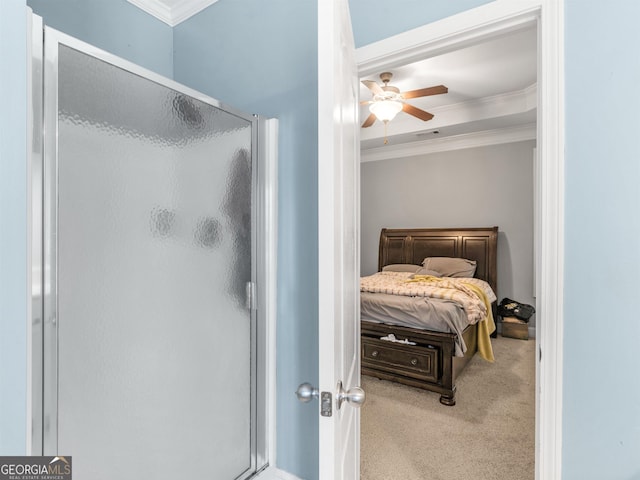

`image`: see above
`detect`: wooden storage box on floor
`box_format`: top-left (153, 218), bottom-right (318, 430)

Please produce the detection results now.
top-left (502, 316), bottom-right (529, 340)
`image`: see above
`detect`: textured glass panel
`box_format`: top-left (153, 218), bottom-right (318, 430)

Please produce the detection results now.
top-left (56, 45), bottom-right (253, 479)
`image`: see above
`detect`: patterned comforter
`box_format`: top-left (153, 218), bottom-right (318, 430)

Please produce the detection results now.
top-left (360, 271), bottom-right (496, 325)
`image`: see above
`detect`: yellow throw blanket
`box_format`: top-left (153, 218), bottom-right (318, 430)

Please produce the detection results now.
top-left (406, 275), bottom-right (495, 362)
top-left (460, 281), bottom-right (495, 362)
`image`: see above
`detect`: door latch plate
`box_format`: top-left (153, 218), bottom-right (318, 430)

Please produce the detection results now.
top-left (320, 391), bottom-right (332, 417)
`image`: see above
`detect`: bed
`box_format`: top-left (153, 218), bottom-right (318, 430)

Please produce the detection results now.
top-left (360, 226), bottom-right (498, 406)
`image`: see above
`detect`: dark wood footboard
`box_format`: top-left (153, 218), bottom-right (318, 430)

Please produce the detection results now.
top-left (361, 321), bottom-right (478, 406)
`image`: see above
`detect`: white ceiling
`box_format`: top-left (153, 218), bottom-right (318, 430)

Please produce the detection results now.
top-left (360, 26), bottom-right (538, 160)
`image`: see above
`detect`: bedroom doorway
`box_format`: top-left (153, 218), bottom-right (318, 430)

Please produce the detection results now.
top-left (355, 1), bottom-right (564, 479)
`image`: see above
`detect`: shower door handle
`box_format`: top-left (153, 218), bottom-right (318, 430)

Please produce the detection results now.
top-left (245, 282), bottom-right (255, 310)
top-left (295, 382), bottom-right (319, 403)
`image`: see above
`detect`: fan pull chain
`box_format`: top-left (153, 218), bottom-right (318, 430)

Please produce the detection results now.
top-left (384, 120), bottom-right (389, 145)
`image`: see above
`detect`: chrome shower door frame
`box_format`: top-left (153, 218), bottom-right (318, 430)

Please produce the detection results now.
top-left (31, 21), bottom-right (272, 480)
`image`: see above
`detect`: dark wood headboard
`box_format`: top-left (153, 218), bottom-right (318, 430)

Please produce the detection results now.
top-left (378, 227), bottom-right (498, 295)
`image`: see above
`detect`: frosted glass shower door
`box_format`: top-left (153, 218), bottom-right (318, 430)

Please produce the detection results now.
top-left (42, 29), bottom-right (259, 480)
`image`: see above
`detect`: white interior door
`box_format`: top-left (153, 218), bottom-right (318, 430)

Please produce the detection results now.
top-left (317, 1), bottom-right (362, 479)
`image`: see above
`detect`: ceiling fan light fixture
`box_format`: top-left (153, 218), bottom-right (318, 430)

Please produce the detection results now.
top-left (369, 100), bottom-right (403, 122)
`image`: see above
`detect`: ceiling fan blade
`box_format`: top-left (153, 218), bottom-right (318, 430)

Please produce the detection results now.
top-left (403, 103), bottom-right (434, 121)
top-left (401, 85), bottom-right (448, 99)
top-left (360, 99), bottom-right (373, 105)
top-left (362, 80), bottom-right (384, 96)
top-left (361, 113), bottom-right (377, 128)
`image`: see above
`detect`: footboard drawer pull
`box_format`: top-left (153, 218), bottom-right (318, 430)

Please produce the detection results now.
top-left (410, 358), bottom-right (418, 366)
top-left (371, 350), bottom-right (379, 357)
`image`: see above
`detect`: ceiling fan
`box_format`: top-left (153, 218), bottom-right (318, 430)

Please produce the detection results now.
top-left (361, 72), bottom-right (448, 128)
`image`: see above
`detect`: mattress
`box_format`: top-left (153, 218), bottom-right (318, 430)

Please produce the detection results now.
top-left (360, 292), bottom-right (470, 356)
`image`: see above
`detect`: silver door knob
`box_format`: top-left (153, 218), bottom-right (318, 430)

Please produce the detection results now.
top-left (336, 381), bottom-right (366, 410)
top-left (295, 382), bottom-right (319, 403)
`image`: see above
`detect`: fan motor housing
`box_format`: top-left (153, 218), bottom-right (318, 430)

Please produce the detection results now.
top-left (379, 72), bottom-right (394, 83)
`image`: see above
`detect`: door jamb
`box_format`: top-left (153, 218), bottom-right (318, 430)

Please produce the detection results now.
top-left (27, 10), bottom-right (43, 455)
top-left (355, 1), bottom-right (564, 479)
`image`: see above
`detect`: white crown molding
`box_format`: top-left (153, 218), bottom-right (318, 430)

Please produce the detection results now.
top-left (127, 0), bottom-right (219, 26)
top-left (430, 83), bottom-right (537, 117)
top-left (361, 123), bottom-right (536, 163)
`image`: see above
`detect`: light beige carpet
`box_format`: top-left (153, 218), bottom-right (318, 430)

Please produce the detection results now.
top-left (361, 336), bottom-right (535, 480)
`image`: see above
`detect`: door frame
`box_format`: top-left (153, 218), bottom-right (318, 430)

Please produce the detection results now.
top-left (355, 1), bottom-right (564, 479)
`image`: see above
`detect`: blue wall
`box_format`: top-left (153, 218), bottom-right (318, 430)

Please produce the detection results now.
top-left (28, 0), bottom-right (173, 77)
top-left (349, 0), bottom-right (492, 47)
top-left (173, 2), bottom-right (319, 478)
top-left (563, 1), bottom-right (640, 478)
top-left (0, 0), bottom-right (28, 455)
